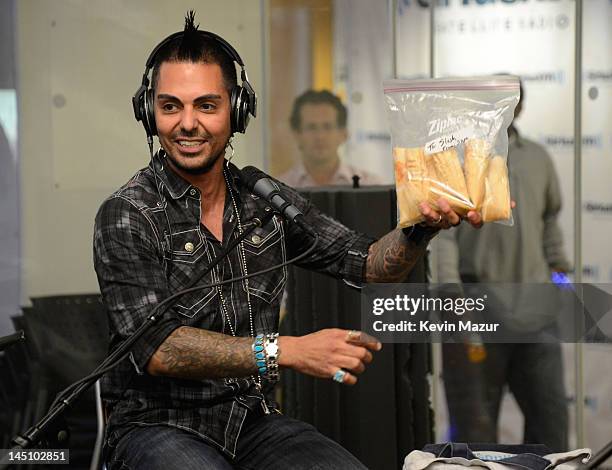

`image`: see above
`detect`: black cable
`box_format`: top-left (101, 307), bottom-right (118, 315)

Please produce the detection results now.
top-left (49, 231), bottom-right (319, 410)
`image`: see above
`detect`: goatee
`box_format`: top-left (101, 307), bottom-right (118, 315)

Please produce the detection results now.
top-left (165, 148), bottom-right (224, 175)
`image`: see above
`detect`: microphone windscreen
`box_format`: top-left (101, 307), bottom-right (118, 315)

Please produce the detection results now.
top-left (240, 165), bottom-right (268, 191)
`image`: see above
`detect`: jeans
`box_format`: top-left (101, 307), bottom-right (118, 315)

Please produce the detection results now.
top-left (107, 412), bottom-right (368, 470)
top-left (442, 342), bottom-right (568, 452)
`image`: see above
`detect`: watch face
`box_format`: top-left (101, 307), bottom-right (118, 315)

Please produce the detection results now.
top-left (266, 343), bottom-right (279, 356)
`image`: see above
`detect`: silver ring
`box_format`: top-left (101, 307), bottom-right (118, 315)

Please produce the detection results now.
top-left (332, 369), bottom-right (347, 384)
top-left (433, 214), bottom-right (443, 224)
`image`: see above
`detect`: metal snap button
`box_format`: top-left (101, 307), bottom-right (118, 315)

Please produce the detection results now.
top-left (251, 235), bottom-right (261, 245)
top-left (184, 242), bottom-right (195, 252)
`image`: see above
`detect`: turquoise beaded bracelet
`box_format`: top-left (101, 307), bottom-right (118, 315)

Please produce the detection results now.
top-left (252, 333), bottom-right (267, 376)
top-left (251, 333), bottom-right (280, 382)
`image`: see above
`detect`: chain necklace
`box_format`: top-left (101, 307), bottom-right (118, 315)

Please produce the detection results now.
top-left (218, 166), bottom-right (263, 390)
top-left (214, 168), bottom-right (255, 338)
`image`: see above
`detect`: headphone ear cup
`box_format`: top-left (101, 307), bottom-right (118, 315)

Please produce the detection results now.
top-left (144, 88), bottom-right (158, 137)
top-left (230, 85), bottom-right (250, 134)
top-left (132, 84), bottom-right (147, 123)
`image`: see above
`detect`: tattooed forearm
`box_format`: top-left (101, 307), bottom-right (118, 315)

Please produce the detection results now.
top-left (146, 326), bottom-right (256, 380)
top-left (365, 228), bottom-right (429, 283)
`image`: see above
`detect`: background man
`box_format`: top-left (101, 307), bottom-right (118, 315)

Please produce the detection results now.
top-left (278, 89), bottom-right (382, 187)
top-left (436, 80), bottom-right (570, 451)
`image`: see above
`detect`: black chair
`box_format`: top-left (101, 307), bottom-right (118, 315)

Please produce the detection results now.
top-left (20, 294), bottom-right (109, 469)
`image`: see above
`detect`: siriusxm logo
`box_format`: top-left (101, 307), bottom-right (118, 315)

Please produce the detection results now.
top-left (582, 265), bottom-right (600, 280)
top-left (521, 71), bottom-right (565, 84)
top-left (355, 130), bottom-right (391, 143)
top-left (585, 70), bottom-right (612, 82)
top-left (400, 0), bottom-right (563, 8)
top-left (540, 134), bottom-right (603, 149)
top-left (584, 201), bottom-right (612, 215)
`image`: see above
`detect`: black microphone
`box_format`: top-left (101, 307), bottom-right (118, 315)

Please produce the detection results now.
top-left (240, 166), bottom-right (316, 237)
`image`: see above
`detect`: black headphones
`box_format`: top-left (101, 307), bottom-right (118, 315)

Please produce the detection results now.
top-left (132, 30), bottom-right (257, 140)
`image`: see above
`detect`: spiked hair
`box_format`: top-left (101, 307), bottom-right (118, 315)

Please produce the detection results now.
top-left (150, 11), bottom-right (237, 94)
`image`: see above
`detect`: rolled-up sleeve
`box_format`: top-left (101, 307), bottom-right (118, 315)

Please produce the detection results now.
top-left (93, 195), bottom-right (181, 373)
top-left (278, 182), bottom-right (376, 287)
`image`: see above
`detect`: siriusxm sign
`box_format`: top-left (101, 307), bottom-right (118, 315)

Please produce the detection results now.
top-left (400, 0), bottom-right (563, 8)
top-left (585, 70), bottom-right (612, 82)
top-left (584, 201), bottom-right (612, 215)
top-left (522, 70), bottom-right (565, 84)
top-left (355, 130), bottom-right (391, 143)
top-left (539, 134), bottom-right (604, 149)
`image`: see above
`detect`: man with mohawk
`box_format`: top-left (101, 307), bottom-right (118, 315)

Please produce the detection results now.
top-left (94, 11), bottom-right (481, 469)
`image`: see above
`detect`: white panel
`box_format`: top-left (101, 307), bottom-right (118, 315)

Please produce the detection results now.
top-left (18, 0), bottom-right (264, 297)
top-left (47, 0), bottom-right (263, 191)
top-left (333, 0), bottom-right (393, 183)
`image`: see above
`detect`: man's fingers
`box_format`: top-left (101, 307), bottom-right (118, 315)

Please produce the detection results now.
top-left (437, 199), bottom-right (461, 226)
top-left (418, 202), bottom-right (443, 226)
top-left (419, 201), bottom-right (466, 229)
top-left (338, 341), bottom-right (374, 365)
top-left (337, 356), bottom-right (366, 375)
top-left (330, 367), bottom-right (357, 385)
top-left (345, 330), bottom-right (382, 352)
top-left (343, 372), bottom-right (357, 385)
top-left (466, 210), bottom-right (483, 228)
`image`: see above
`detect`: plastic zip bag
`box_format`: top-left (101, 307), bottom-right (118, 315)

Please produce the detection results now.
top-left (383, 75), bottom-right (520, 227)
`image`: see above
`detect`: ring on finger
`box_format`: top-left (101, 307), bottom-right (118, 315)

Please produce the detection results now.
top-left (433, 214), bottom-right (443, 224)
top-left (332, 369), bottom-right (347, 384)
top-left (346, 330), bottom-right (360, 342)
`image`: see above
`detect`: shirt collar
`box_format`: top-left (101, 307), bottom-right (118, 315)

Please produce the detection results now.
top-left (293, 159), bottom-right (354, 185)
top-left (334, 161), bottom-right (356, 183)
top-left (150, 150), bottom-right (242, 200)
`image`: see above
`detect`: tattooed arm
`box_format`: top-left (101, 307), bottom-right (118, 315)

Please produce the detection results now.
top-left (146, 326), bottom-right (381, 385)
top-left (146, 326), bottom-right (256, 379)
top-left (365, 228), bottom-right (432, 283)
top-left (366, 200), bottom-right (483, 283)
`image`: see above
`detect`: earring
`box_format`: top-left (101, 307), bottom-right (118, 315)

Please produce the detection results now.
top-left (226, 139), bottom-right (235, 163)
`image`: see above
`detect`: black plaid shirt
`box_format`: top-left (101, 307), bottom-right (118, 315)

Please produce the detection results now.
top-left (93, 151), bottom-right (375, 458)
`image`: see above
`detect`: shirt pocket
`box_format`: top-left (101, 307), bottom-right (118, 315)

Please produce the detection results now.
top-left (241, 216), bottom-right (287, 304)
top-left (167, 228), bottom-right (217, 318)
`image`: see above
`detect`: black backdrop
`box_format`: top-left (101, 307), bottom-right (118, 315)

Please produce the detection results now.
top-left (280, 185), bottom-right (433, 470)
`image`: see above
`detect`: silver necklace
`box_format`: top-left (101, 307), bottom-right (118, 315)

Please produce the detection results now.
top-left (217, 167), bottom-right (255, 340)
top-left (219, 167), bottom-right (264, 392)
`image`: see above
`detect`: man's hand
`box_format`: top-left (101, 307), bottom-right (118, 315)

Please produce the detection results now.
top-left (278, 329), bottom-right (382, 385)
top-left (420, 197), bottom-right (517, 229)
top-left (365, 197), bottom-right (497, 283)
top-left (419, 198), bottom-right (483, 229)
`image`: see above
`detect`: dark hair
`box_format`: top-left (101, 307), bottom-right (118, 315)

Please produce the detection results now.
top-left (289, 89), bottom-right (347, 131)
top-left (151, 11), bottom-right (237, 94)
